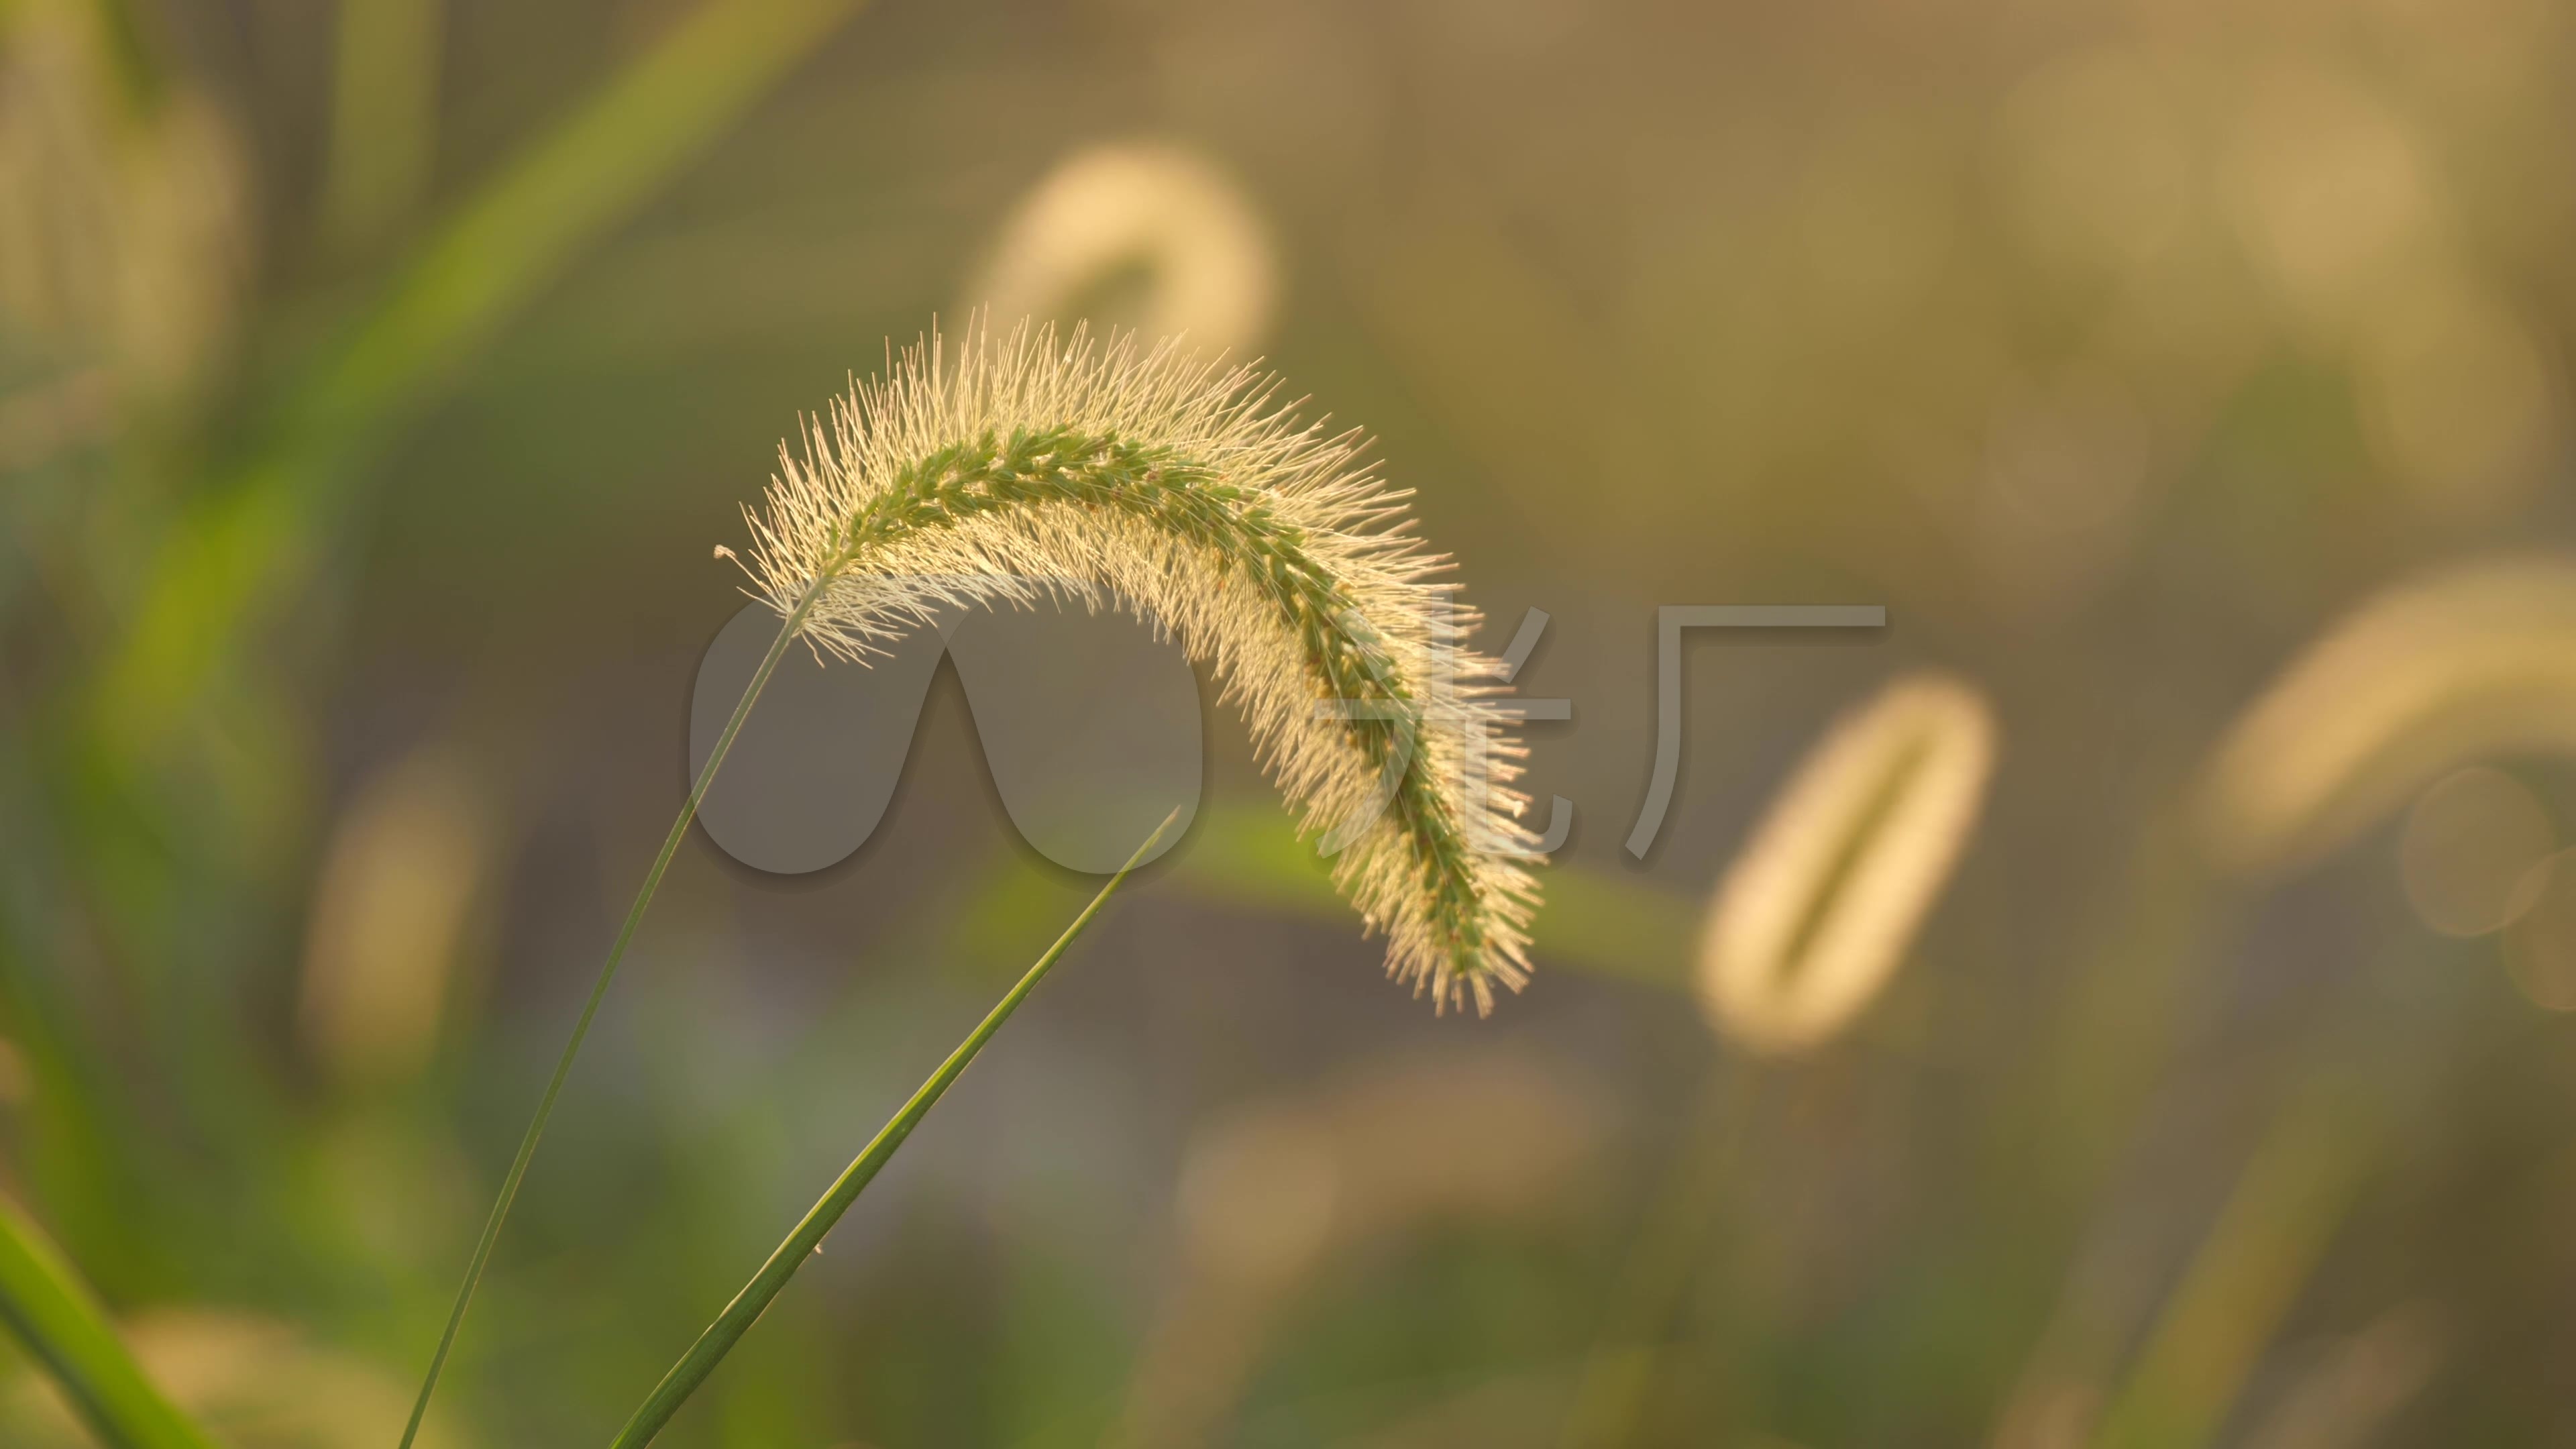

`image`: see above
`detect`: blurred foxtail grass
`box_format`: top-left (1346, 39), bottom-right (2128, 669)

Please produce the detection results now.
top-left (12, 0), bottom-right (2572, 1436)
top-left (1559, 670), bottom-right (1999, 1448)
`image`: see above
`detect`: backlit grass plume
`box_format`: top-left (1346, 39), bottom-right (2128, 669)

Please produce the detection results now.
top-left (402, 321), bottom-right (1541, 1449)
top-left (1697, 672), bottom-right (1998, 1055)
top-left (965, 140), bottom-right (1277, 355)
top-left (2199, 555), bottom-right (2576, 875)
top-left (739, 321), bottom-right (1542, 1012)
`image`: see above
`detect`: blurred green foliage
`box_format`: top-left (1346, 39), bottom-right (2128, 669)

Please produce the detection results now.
top-left (4, 0), bottom-right (2576, 1444)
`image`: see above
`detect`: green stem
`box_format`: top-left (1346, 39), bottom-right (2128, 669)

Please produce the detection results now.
top-left (398, 592), bottom-right (816, 1449)
top-left (2088, 1075), bottom-right (2376, 1449)
top-left (0, 1192), bottom-right (217, 1449)
top-left (606, 810), bottom-right (1179, 1449)
top-left (1554, 1055), bottom-right (1760, 1449)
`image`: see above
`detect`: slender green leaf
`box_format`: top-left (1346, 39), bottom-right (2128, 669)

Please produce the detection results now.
top-left (397, 595), bottom-right (816, 1449)
top-left (0, 1193), bottom-right (217, 1449)
top-left (608, 812), bottom-right (1179, 1448)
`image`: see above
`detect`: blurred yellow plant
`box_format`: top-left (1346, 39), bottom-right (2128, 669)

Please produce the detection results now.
top-left (2220, 62), bottom-right (2432, 325)
top-left (1, 1309), bottom-right (460, 1449)
top-left (964, 141), bottom-right (1278, 357)
top-left (1115, 1048), bottom-right (1604, 1449)
top-left (318, 0), bottom-right (443, 257)
top-left (1696, 672), bottom-right (1998, 1055)
top-left (299, 747), bottom-right (494, 1089)
top-left (0, 2), bottom-right (250, 396)
top-left (2199, 557), bottom-right (2576, 875)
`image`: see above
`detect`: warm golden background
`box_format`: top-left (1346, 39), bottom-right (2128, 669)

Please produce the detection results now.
top-left (5, 0), bottom-right (2575, 1444)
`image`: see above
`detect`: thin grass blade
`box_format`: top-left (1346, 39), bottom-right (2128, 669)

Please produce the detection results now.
top-left (0, 1192), bottom-right (219, 1449)
top-left (606, 810), bottom-right (1178, 1449)
top-left (397, 599), bottom-right (811, 1449)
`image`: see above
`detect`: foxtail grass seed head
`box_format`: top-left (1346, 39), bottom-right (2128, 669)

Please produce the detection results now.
top-left (2198, 556), bottom-right (2576, 876)
top-left (1696, 672), bottom-right (1998, 1055)
top-left (737, 321), bottom-right (1540, 1012)
top-left (965, 142), bottom-right (1279, 356)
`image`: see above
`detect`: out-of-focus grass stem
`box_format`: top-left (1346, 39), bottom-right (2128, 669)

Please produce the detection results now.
top-left (61, 0), bottom-right (166, 116)
top-left (2088, 1075), bottom-right (2376, 1449)
top-left (1554, 1054), bottom-right (1760, 1449)
top-left (396, 590), bottom-right (815, 1449)
top-left (319, 0), bottom-right (443, 258)
top-left (89, 0), bottom-right (869, 761)
top-left (1988, 806), bottom-right (2243, 1449)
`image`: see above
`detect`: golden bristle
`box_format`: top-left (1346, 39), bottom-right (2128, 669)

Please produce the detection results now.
top-left (737, 319), bottom-right (1540, 1010)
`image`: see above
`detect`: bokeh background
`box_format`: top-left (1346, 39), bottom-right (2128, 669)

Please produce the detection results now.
top-left (5, 0), bottom-right (2576, 1444)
